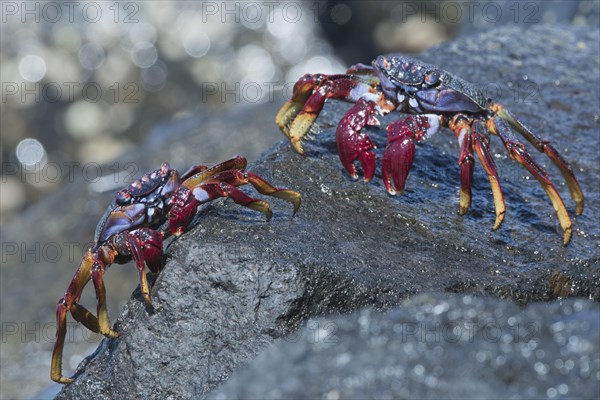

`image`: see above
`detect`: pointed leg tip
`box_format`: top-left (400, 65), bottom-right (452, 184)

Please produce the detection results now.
top-left (563, 228), bottom-right (573, 246)
top-left (386, 188), bottom-right (397, 196)
top-left (292, 200), bottom-right (301, 216)
top-left (290, 139), bottom-right (305, 155)
top-left (55, 376), bottom-right (75, 384)
top-left (280, 126), bottom-right (290, 138)
top-left (343, 166), bottom-right (358, 180)
top-left (103, 329), bottom-right (121, 339)
top-left (172, 228), bottom-right (184, 238)
top-left (274, 119), bottom-right (284, 131)
top-left (143, 295), bottom-right (153, 308)
top-left (458, 193), bottom-right (471, 216)
top-left (492, 213), bottom-right (505, 231)
top-left (275, 103), bottom-right (299, 138)
top-left (575, 204), bottom-right (584, 216)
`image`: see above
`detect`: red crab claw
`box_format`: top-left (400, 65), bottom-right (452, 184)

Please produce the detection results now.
top-left (382, 115), bottom-right (435, 195)
top-left (135, 229), bottom-right (164, 273)
top-left (168, 186), bottom-right (199, 237)
top-left (382, 124), bottom-right (416, 195)
top-left (336, 97), bottom-right (380, 181)
top-left (127, 229), bottom-right (164, 307)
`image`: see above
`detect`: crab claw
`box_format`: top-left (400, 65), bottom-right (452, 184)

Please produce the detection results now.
top-left (336, 97), bottom-right (380, 181)
top-left (382, 115), bottom-right (437, 195)
top-left (382, 122), bottom-right (416, 195)
top-left (168, 187), bottom-right (199, 237)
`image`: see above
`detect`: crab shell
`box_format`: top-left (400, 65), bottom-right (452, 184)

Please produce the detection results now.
top-left (373, 55), bottom-right (488, 114)
top-left (94, 163), bottom-right (180, 245)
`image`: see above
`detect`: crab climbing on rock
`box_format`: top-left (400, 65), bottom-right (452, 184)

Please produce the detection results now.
top-left (51, 157), bottom-right (300, 383)
top-left (276, 55), bottom-right (583, 245)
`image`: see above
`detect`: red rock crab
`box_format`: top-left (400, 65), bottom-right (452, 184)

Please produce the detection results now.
top-left (276, 55), bottom-right (583, 245)
top-left (51, 157), bottom-right (300, 383)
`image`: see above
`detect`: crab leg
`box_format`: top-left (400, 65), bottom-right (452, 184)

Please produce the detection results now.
top-left (126, 233), bottom-right (152, 306)
top-left (198, 182), bottom-right (274, 220)
top-left (170, 157), bottom-right (252, 236)
top-left (277, 74), bottom-right (379, 154)
top-left (172, 158), bottom-right (300, 235)
top-left (207, 170), bottom-right (301, 215)
top-left (170, 179), bottom-right (275, 235)
top-left (52, 304), bottom-right (74, 383)
top-left (245, 172), bottom-right (301, 215)
top-left (449, 115), bottom-right (475, 215)
top-left (90, 252), bottom-right (120, 338)
top-left (276, 74), bottom-right (329, 138)
top-left (346, 63), bottom-right (375, 75)
top-left (181, 156), bottom-right (248, 189)
top-left (52, 250), bottom-right (97, 383)
top-left (180, 163), bottom-right (208, 181)
top-left (492, 105), bottom-right (584, 215)
top-left (472, 121), bottom-right (506, 230)
top-left (488, 117), bottom-right (572, 245)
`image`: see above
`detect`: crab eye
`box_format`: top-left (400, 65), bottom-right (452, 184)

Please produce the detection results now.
top-left (376, 55), bottom-right (393, 71)
top-left (425, 71), bottom-right (440, 86)
top-left (160, 162), bottom-right (170, 176)
top-left (115, 191), bottom-right (131, 204)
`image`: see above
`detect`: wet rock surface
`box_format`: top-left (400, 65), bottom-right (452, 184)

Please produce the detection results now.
top-left (208, 293), bottom-right (600, 400)
top-left (1, 102), bottom-right (285, 398)
top-left (54, 24), bottom-right (600, 399)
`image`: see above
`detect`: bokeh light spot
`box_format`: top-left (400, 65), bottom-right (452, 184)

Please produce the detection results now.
top-left (331, 3), bottom-right (352, 25)
top-left (183, 31), bottom-right (211, 58)
top-left (78, 43), bottom-right (105, 70)
top-left (18, 55), bottom-right (47, 82)
top-left (131, 42), bottom-right (158, 68)
top-left (16, 138), bottom-right (46, 167)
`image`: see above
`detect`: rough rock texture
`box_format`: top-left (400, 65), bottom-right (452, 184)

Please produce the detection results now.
top-left (209, 294), bottom-right (600, 400)
top-left (56, 25), bottom-right (598, 399)
top-left (1, 101), bottom-right (285, 399)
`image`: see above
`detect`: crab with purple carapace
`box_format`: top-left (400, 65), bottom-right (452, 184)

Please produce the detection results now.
top-left (276, 55), bottom-right (584, 245)
top-left (51, 156), bottom-right (300, 383)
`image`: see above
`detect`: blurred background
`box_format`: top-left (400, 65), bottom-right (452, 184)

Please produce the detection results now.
top-left (1, 1), bottom-right (598, 398)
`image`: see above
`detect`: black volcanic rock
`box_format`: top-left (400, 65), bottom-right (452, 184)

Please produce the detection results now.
top-left (56, 24), bottom-right (599, 400)
top-left (208, 294), bottom-right (600, 400)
